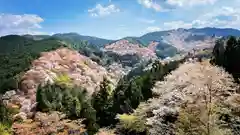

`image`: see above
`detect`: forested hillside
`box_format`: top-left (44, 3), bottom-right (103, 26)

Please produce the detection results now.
top-left (0, 51), bottom-right (183, 135)
top-left (52, 33), bottom-right (113, 48)
top-left (0, 35), bottom-right (130, 94)
top-left (0, 35), bottom-right (67, 93)
top-left (1, 28), bottom-right (240, 135)
top-left (0, 34), bottom-right (152, 94)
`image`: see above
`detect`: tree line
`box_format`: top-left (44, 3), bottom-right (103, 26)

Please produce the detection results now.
top-left (211, 36), bottom-right (240, 82)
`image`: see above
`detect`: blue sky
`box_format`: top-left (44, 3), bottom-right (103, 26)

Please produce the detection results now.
top-left (0, 0), bottom-right (240, 39)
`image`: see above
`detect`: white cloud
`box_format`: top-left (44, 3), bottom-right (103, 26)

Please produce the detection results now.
top-left (88, 4), bottom-right (120, 17)
top-left (146, 26), bottom-right (161, 32)
top-left (138, 0), bottom-right (218, 12)
top-left (166, 0), bottom-right (217, 7)
top-left (0, 13), bottom-right (45, 36)
top-left (139, 18), bottom-right (155, 24)
top-left (138, 0), bottom-right (162, 11)
top-left (194, 6), bottom-right (240, 28)
top-left (162, 6), bottom-right (240, 30)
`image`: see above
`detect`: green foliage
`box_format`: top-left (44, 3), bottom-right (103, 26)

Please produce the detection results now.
top-left (117, 114), bottom-right (148, 135)
top-left (115, 60), bottom-right (181, 112)
top-left (0, 123), bottom-right (12, 135)
top-left (155, 45), bottom-right (178, 59)
top-left (52, 32), bottom-right (113, 48)
top-left (176, 104), bottom-right (232, 135)
top-left (212, 39), bottom-right (225, 66)
top-left (36, 84), bottom-right (99, 134)
top-left (0, 100), bottom-right (13, 135)
top-left (0, 101), bottom-right (13, 127)
top-left (212, 36), bottom-right (240, 81)
top-left (92, 59), bottom-right (182, 128)
top-left (92, 78), bottom-right (115, 127)
top-left (121, 37), bottom-right (146, 46)
top-left (75, 41), bottom-right (119, 66)
top-left (0, 35), bottom-right (67, 93)
top-left (54, 73), bottom-right (72, 86)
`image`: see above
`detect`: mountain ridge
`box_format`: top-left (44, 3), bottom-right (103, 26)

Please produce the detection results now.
top-left (12, 27), bottom-right (240, 50)
top-left (2, 27), bottom-right (240, 61)
top-left (3, 27), bottom-right (239, 40)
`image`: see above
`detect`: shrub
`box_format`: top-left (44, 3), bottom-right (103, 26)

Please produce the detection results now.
top-left (176, 103), bottom-right (232, 135)
top-left (0, 102), bottom-right (13, 126)
top-left (36, 84), bottom-right (99, 135)
top-left (0, 123), bottom-right (12, 135)
top-left (54, 73), bottom-right (72, 87)
top-left (0, 100), bottom-right (13, 135)
top-left (116, 114), bottom-right (148, 135)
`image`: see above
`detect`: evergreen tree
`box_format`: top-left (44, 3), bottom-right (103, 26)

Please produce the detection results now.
top-left (36, 84), bottom-right (99, 135)
top-left (212, 39), bottom-right (225, 66)
top-left (212, 36), bottom-right (240, 82)
top-left (126, 81), bottom-right (143, 109)
top-left (93, 78), bottom-right (115, 127)
top-left (224, 36), bottom-right (240, 81)
top-left (0, 99), bottom-right (13, 126)
top-left (225, 36), bottom-right (237, 71)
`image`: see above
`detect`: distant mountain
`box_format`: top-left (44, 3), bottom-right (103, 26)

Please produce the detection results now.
top-left (23, 34), bottom-right (51, 40)
top-left (0, 35), bottom-right (34, 53)
top-left (138, 31), bottom-right (169, 46)
top-left (0, 35), bottom-right (67, 54)
top-left (18, 27), bottom-right (240, 52)
top-left (22, 33), bottom-right (114, 48)
top-left (118, 37), bottom-right (143, 45)
top-left (104, 39), bottom-right (178, 60)
top-left (112, 27), bottom-right (240, 55)
top-left (139, 27), bottom-right (240, 51)
top-left (104, 39), bottom-right (157, 58)
top-left (2, 27), bottom-right (240, 57)
top-left (52, 33), bottom-right (113, 47)
top-left (188, 27), bottom-right (240, 37)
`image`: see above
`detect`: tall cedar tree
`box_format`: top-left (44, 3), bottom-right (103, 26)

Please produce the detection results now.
top-left (36, 84), bottom-right (99, 135)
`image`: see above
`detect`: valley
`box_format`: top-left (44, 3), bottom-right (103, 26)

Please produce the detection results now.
top-left (0, 27), bottom-right (240, 135)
